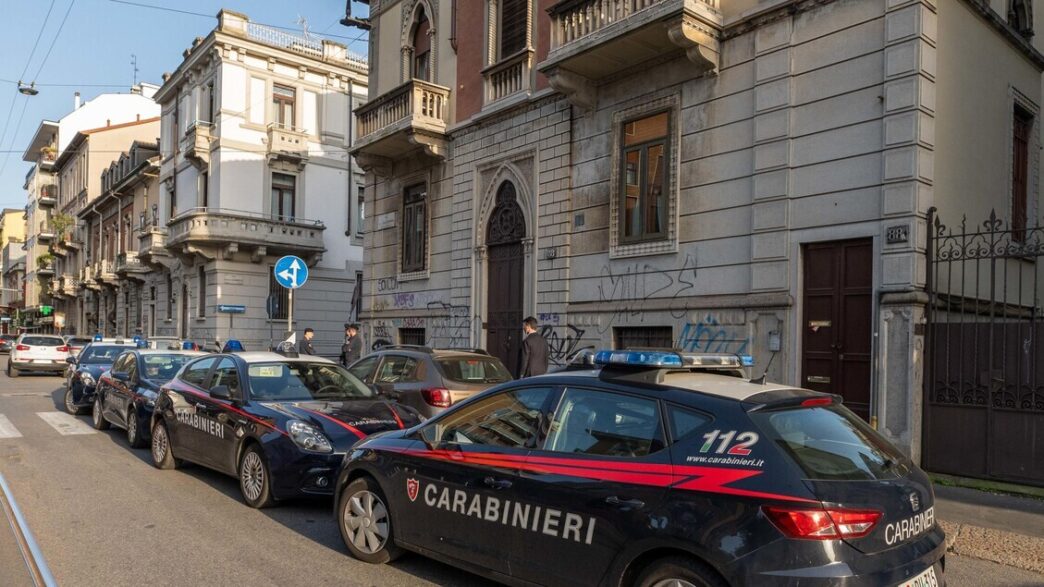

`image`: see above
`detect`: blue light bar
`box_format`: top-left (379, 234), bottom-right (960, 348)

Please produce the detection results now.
top-left (594, 350), bottom-right (684, 368)
top-left (740, 355), bottom-right (755, 367)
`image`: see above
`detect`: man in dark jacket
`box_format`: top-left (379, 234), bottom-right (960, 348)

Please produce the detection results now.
top-left (299, 328), bottom-right (316, 355)
top-left (340, 323), bottom-right (362, 366)
top-left (520, 316), bottom-right (549, 378)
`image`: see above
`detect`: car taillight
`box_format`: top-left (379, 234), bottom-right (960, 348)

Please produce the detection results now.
top-left (15, 344), bottom-right (30, 351)
top-left (57, 346), bottom-right (69, 352)
top-left (763, 506), bottom-right (881, 540)
top-left (421, 388), bottom-right (452, 408)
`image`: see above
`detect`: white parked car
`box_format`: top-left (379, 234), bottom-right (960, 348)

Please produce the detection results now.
top-left (7, 334), bottom-right (70, 377)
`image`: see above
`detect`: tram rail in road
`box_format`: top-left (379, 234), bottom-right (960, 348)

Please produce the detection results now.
top-left (0, 471), bottom-right (56, 587)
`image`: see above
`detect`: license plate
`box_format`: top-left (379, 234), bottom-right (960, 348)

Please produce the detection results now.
top-left (898, 566), bottom-right (938, 587)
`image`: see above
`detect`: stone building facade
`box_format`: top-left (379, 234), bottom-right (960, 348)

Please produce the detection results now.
top-left (353, 0), bottom-right (1044, 461)
top-left (150, 10), bottom-right (369, 354)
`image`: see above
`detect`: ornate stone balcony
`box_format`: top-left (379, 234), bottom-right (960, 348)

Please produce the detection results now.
top-left (483, 50), bottom-right (534, 106)
top-left (94, 259), bottom-right (118, 286)
top-left (352, 79), bottom-right (450, 174)
top-left (80, 265), bottom-right (99, 291)
top-left (115, 251), bottom-right (147, 281)
top-left (167, 208), bottom-right (325, 264)
top-left (37, 221), bottom-right (55, 241)
top-left (181, 121), bottom-right (213, 167)
top-left (539, 0), bottom-right (722, 110)
top-left (266, 123), bottom-right (309, 168)
top-left (36, 262), bottom-right (54, 277)
top-left (137, 224), bottom-right (170, 266)
top-left (59, 274), bottom-right (78, 297)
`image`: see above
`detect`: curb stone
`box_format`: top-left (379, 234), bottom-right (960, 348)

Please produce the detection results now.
top-left (940, 520), bottom-right (1044, 575)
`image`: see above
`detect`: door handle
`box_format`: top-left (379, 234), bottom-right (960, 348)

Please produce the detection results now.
top-left (605, 496), bottom-right (645, 509)
top-left (483, 476), bottom-right (513, 490)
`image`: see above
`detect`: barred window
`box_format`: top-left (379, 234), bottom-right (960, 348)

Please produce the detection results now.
top-left (614, 326), bottom-right (673, 350)
top-left (399, 328), bottom-right (426, 346)
top-left (268, 269), bottom-right (289, 320)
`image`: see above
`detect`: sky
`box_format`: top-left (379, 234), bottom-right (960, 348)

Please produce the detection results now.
top-left (0, 0), bottom-right (370, 209)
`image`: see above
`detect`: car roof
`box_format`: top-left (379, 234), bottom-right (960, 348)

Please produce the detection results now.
top-left (528, 369), bottom-right (801, 402)
top-left (230, 351), bottom-right (337, 365)
top-left (132, 350), bottom-right (207, 356)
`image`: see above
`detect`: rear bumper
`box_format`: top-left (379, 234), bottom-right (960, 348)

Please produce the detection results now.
top-left (730, 528), bottom-right (946, 586)
top-left (9, 360), bottom-right (66, 373)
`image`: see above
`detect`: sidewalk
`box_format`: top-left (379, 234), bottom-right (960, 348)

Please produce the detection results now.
top-left (934, 483), bottom-right (1044, 575)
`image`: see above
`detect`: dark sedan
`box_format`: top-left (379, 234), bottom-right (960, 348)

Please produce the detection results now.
top-left (63, 343), bottom-right (136, 415)
top-left (150, 351), bottom-right (423, 508)
top-left (91, 350), bottom-right (205, 447)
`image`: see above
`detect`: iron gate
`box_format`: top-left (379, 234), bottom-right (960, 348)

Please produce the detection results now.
top-left (924, 208), bottom-right (1044, 487)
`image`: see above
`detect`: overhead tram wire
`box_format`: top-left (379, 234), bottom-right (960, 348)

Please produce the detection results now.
top-left (107, 0), bottom-right (370, 45)
top-left (29, 0), bottom-right (77, 83)
top-left (0, 0), bottom-right (58, 167)
top-left (0, 98), bottom-right (32, 176)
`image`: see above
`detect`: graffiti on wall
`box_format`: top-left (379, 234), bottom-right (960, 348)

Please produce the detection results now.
top-left (676, 314), bottom-right (750, 355)
top-left (538, 324), bottom-right (586, 366)
top-left (596, 254), bottom-right (698, 332)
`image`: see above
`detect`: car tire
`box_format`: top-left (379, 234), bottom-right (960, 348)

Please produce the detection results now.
top-left (338, 477), bottom-right (403, 564)
top-left (7, 362), bottom-right (18, 378)
top-left (635, 556), bottom-right (728, 587)
top-left (238, 445), bottom-right (276, 509)
top-left (126, 405), bottom-right (144, 448)
top-left (151, 421), bottom-right (180, 470)
top-left (91, 395), bottom-right (110, 430)
top-left (64, 387), bottom-right (85, 416)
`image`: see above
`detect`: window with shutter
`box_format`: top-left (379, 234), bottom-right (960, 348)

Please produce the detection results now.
top-left (500, 0), bottom-right (528, 59)
top-left (402, 184), bottom-right (427, 273)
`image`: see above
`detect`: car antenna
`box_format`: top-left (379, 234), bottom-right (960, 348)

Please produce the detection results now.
top-left (750, 351), bottom-right (777, 385)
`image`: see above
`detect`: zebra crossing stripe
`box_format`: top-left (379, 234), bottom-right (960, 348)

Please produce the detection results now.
top-left (0, 414), bottom-right (22, 439)
top-left (36, 412), bottom-right (96, 436)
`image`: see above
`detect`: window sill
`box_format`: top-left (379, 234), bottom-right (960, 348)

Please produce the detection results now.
top-left (609, 239), bottom-right (678, 259)
top-left (398, 270), bottom-right (429, 283)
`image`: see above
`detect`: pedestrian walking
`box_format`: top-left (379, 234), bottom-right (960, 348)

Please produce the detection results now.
top-left (299, 327), bottom-right (317, 355)
top-left (520, 316), bottom-right (549, 378)
top-left (340, 323), bottom-right (362, 366)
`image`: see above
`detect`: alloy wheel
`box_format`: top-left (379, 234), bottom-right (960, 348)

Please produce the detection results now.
top-left (343, 490), bottom-right (390, 554)
top-left (652, 581), bottom-right (699, 587)
top-left (240, 451), bottom-right (265, 502)
top-left (152, 424), bottom-right (168, 462)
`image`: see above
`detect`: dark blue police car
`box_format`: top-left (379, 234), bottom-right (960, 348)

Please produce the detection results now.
top-left (333, 350), bottom-right (945, 587)
top-left (150, 351), bottom-right (423, 508)
top-left (91, 349), bottom-right (205, 447)
top-left (63, 342), bottom-right (137, 415)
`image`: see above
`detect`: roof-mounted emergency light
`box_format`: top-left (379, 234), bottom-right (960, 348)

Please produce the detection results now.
top-left (594, 350), bottom-right (755, 369)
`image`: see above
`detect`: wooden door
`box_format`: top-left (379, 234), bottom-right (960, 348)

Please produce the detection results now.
top-left (802, 239), bottom-right (873, 419)
top-left (485, 182), bottom-right (525, 377)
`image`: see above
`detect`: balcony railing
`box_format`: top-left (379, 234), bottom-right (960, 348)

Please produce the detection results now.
top-left (59, 274), bottom-right (78, 296)
top-left (115, 251), bottom-right (146, 275)
top-left (352, 80), bottom-right (451, 164)
top-left (38, 184), bottom-right (57, 207)
top-left (94, 259), bottom-right (117, 284)
top-left (484, 50), bottom-right (533, 105)
top-left (266, 123), bottom-right (309, 163)
top-left (167, 207), bottom-right (326, 259)
top-left (540, 0), bottom-right (722, 100)
top-left (37, 221), bottom-right (55, 240)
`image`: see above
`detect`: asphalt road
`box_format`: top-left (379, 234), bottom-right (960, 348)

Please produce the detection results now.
top-left (0, 368), bottom-right (1041, 587)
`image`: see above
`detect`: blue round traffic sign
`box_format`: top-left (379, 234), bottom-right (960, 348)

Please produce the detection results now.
top-left (274, 255), bottom-right (308, 289)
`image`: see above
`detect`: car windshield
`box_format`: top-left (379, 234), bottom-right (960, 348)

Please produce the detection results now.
top-left (435, 357), bottom-right (512, 384)
top-left (22, 336), bottom-right (64, 347)
top-left (247, 362), bottom-right (376, 402)
top-left (79, 346), bottom-right (130, 364)
top-left (750, 404), bottom-right (907, 481)
top-left (141, 354), bottom-right (196, 382)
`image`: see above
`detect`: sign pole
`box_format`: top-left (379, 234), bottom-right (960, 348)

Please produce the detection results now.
top-left (288, 288), bottom-right (294, 336)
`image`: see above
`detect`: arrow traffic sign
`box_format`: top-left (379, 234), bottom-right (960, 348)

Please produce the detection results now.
top-left (274, 256), bottom-right (308, 289)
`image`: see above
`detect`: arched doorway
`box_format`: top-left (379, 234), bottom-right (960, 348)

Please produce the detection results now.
top-left (486, 181), bottom-right (525, 377)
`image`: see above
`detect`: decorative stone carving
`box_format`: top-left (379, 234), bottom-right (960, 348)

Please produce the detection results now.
top-left (545, 68), bottom-right (596, 112)
top-left (665, 13), bottom-right (720, 76)
top-left (354, 153), bottom-right (393, 177)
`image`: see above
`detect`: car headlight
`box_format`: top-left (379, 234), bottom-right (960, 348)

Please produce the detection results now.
top-left (286, 420), bottom-right (333, 453)
top-left (80, 373), bottom-right (96, 388)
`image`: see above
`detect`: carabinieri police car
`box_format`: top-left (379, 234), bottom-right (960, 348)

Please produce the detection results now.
top-left (333, 350), bottom-right (945, 587)
top-left (150, 351), bottom-right (423, 508)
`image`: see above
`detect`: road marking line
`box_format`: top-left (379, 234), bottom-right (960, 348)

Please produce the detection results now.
top-left (0, 415), bottom-right (22, 439)
top-left (35, 412), bottom-right (96, 436)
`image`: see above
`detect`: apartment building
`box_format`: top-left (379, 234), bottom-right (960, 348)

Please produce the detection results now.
top-left (151, 10), bottom-right (368, 353)
top-left (20, 86), bottom-right (159, 333)
top-left (50, 118), bottom-right (160, 336)
top-left (352, 0), bottom-right (1044, 483)
top-left (0, 208), bottom-right (26, 331)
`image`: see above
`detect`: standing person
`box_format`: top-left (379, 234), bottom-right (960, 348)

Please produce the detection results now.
top-left (299, 327), bottom-right (317, 355)
top-left (341, 323), bottom-right (362, 366)
top-left (520, 316), bottom-right (549, 378)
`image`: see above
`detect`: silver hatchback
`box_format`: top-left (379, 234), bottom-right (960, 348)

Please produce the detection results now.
top-left (347, 346), bottom-right (513, 418)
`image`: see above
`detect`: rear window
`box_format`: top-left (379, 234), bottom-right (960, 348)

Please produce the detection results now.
top-left (67, 338), bottom-right (93, 346)
top-left (751, 405), bottom-right (905, 481)
top-left (21, 336), bottom-right (64, 347)
top-left (435, 357), bottom-right (511, 384)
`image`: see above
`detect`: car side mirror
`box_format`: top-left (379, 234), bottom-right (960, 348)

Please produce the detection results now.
top-left (210, 385), bottom-right (232, 401)
top-left (113, 371), bottom-right (130, 382)
top-left (65, 356), bottom-right (77, 365)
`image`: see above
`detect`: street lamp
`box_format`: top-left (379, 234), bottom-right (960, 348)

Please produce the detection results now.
top-left (17, 81), bottom-right (38, 96)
